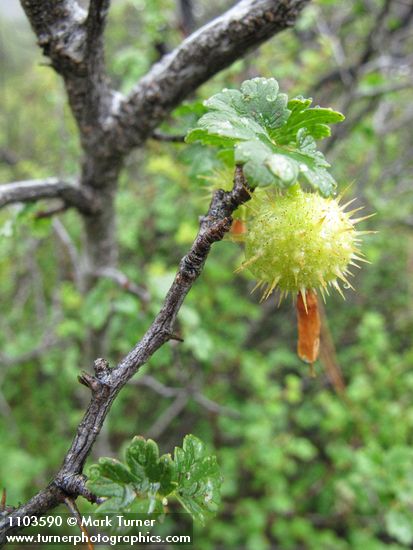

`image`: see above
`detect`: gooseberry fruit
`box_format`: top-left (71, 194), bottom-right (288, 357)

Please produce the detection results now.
top-left (238, 185), bottom-right (368, 304)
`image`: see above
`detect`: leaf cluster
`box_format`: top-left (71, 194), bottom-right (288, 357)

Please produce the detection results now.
top-left (187, 78), bottom-right (344, 196)
top-left (86, 434), bottom-right (222, 524)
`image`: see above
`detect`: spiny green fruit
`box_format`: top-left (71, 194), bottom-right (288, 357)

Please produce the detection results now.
top-left (237, 185), bottom-right (369, 302)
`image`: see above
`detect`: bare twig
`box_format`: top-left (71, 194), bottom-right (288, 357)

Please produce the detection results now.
top-left (7, 0), bottom-right (309, 538)
top-left (112, 0), bottom-right (310, 152)
top-left (52, 219), bottom-right (82, 288)
top-left (133, 374), bottom-right (240, 417)
top-left (146, 392), bottom-right (189, 439)
top-left (0, 179), bottom-right (99, 215)
top-left (0, 167), bottom-right (251, 540)
top-left (64, 497), bottom-right (94, 550)
top-left (34, 204), bottom-right (68, 219)
top-left (132, 374), bottom-right (180, 398)
top-left (312, 0), bottom-right (396, 95)
top-left (315, 10), bottom-right (352, 87)
top-left (94, 267), bottom-right (150, 303)
top-left (193, 392), bottom-right (240, 418)
top-left (151, 131), bottom-right (186, 143)
top-left (19, 0), bottom-right (309, 300)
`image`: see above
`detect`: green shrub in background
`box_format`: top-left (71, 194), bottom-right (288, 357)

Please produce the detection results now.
top-left (1, 0), bottom-right (413, 548)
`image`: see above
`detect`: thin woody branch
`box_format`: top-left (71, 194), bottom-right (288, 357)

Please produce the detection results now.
top-left (151, 131), bottom-right (186, 143)
top-left (0, 167), bottom-right (251, 541)
top-left (18, 0), bottom-right (309, 286)
top-left (111, 0), bottom-right (310, 152)
top-left (94, 267), bottom-right (150, 303)
top-left (0, 178), bottom-right (99, 215)
top-left (133, 374), bottom-right (240, 417)
top-left (7, 0), bottom-right (308, 541)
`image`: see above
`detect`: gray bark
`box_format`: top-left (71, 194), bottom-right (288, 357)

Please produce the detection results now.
top-left (0, 167), bottom-right (251, 541)
top-left (0, 178), bottom-right (98, 214)
top-left (112, 0), bottom-right (309, 152)
top-left (0, 0), bottom-right (309, 537)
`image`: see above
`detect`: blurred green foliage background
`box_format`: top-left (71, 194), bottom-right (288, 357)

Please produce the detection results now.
top-left (1, 0), bottom-right (413, 548)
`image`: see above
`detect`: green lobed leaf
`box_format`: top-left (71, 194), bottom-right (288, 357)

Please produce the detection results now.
top-left (86, 434), bottom-right (222, 523)
top-left (186, 77), bottom-right (344, 196)
top-left (272, 97), bottom-right (345, 145)
top-left (87, 462), bottom-right (138, 512)
top-left (126, 436), bottom-right (177, 495)
top-left (174, 435), bottom-right (223, 525)
top-left (96, 458), bottom-right (138, 484)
